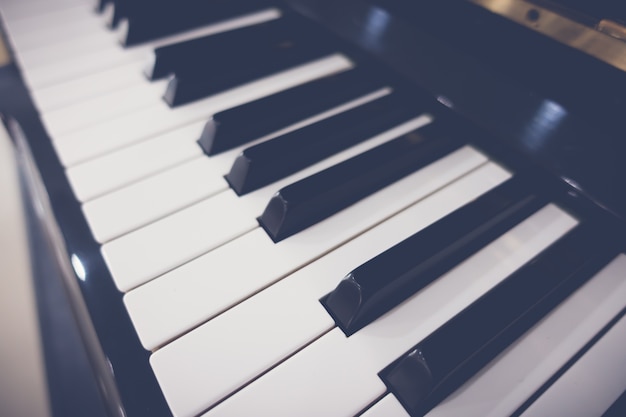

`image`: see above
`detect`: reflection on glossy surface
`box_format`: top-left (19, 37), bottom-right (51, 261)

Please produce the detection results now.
top-left (436, 95), bottom-right (454, 110)
top-left (361, 6), bottom-right (391, 51)
top-left (71, 254), bottom-right (86, 282)
top-left (521, 99), bottom-right (568, 152)
top-left (470, 0), bottom-right (626, 73)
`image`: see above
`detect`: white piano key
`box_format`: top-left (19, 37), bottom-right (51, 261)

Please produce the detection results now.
top-left (102, 115), bottom-right (439, 292)
top-left (21, 42), bottom-right (148, 90)
top-left (0, 0), bottom-right (87, 22)
top-left (3, 5), bottom-right (104, 52)
top-left (83, 157), bottom-right (229, 243)
top-left (66, 121), bottom-right (206, 202)
top-left (31, 61), bottom-right (147, 112)
top-left (41, 80), bottom-right (167, 136)
top-left (518, 310), bottom-right (626, 417)
top-left (103, 189), bottom-right (259, 291)
top-left (82, 87), bottom-right (397, 242)
top-left (15, 29), bottom-right (116, 70)
top-left (6, 17), bottom-right (102, 53)
top-left (147, 163), bottom-right (511, 416)
top-left (202, 205), bottom-right (578, 417)
top-left (424, 254), bottom-right (626, 417)
top-left (361, 395), bottom-right (410, 417)
top-left (53, 54), bottom-right (354, 166)
top-left (1, 2), bottom-right (97, 36)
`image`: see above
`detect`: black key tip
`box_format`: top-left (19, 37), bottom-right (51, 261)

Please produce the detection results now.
top-left (225, 151), bottom-right (255, 195)
top-left (257, 192), bottom-right (289, 242)
top-left (163, 76), bottom-right (180, 107)
top-left (257, 183), bottom-right (326, 242)
top-left (143, 51), bottom-right (159, 80)
top-left (382, 348), bottom-right (435, 415)
top-left (198, 118), bottom-right (220, 156)
top-left (321, 273), bottom-right (365, 334)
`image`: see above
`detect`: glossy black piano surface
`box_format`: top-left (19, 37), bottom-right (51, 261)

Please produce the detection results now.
top-left (0, 0), bottom-right (625, 416)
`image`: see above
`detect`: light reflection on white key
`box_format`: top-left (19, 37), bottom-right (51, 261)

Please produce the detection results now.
top-left (518, 309), bottom-right (626, 417)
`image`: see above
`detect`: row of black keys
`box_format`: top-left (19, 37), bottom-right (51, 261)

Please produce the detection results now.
top-left (98, 0), bottom-right (351, 106)
top-left (201, 50), bottom-right (619, 414)
top-left (97, 0), bottom-right (276, 46)
top-left (161, 66), bottom-right (613, 415)
top-left (93, 0), bottom-right (462, 242)
top-left (371, 214), bottom-right (615, 416)
top-left (225, 84), bottom-right (618, 413)
top-left (203, 68), bottom-right (451, 242)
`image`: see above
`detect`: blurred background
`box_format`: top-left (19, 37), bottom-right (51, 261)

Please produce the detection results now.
top-left (0, 39), bottom-right (50, 416)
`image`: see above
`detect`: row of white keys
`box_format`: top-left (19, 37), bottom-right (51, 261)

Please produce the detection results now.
top-left (102, 115), bottom-right (455, 291)
top-left (3, 4), bottom-right (112, 79)
top-left (422, 254), bottom-right (626, 417)
top-left (147, 162), bottom-right (511, 417)
top-left (16, 7), bottom-right (282, 74)
top-left (41, 79), bottom-right (168, 137)
top-left (200, 204), bottom-right (578, 417)
top-left (84, 156), bottom-right (229, 243)
top-left (12, 7), bottom-right (283, 90)
top-left (82, 87), bottom-right (392, 243)
top-left (66, 121), bottom-right (206, 201)
top-left (22, 37), bottom-right (148, 90)
top-left (52, 53), bottom-right (353, 167)
top-left (31, 60), bottom-right (147, 112)
top-left (26, 8), bottom-right (283, 111)
top-left (16, 25), bottom-right (118, 70)
top-left (68, 80), bottom-right (391, 203)
top-left (8, 17), bottom-right (103, 56)
top-left (33, 9), bottom-right (280, 120)
top-left (518, 310), bottom-right (626, 417)
top-left (29, 9), bottom-right (290, 137)
top-left (0, 0), bottom-right (86, 22)
top-left (1, 2), bottom-right (99, 43)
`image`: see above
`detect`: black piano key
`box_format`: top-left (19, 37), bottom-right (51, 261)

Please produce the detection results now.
top-left (198, 68), bottom-right (387, 156)
top-left (162, 18), bottom-right (337, 106)
top-left (225, 93), bottom-right (428, 195)
top-left (321, 177), bottom-right (545, 335)
top-left (147, 14), bottom-right (285, 80)
top-left (257, 122), bottom-right (463, 242)
top-left (380, 225), bottom-right (617, 416)
top-left (122, 0), bottom-right (275, 46)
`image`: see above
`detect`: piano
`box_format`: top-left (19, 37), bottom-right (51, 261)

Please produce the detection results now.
top-left (0, 0), bottom-right (625, 416)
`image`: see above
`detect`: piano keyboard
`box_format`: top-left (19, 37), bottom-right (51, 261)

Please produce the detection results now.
top-left (1, 0), bottom-right (625, 416)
